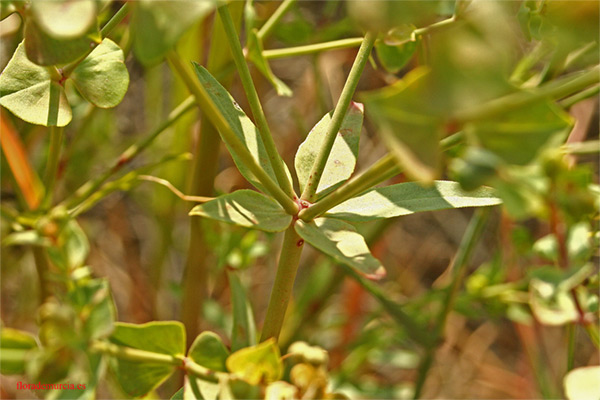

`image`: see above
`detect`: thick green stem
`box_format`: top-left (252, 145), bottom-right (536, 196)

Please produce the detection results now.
top-left (453, 66), bottom-right (600, 123)
top-left (263, 38), bottom-right (364, 59)
top-left (257, 0), bottom-right (296, 41)
top-left (218, 5), bottom-right (296, 199)
top-left (167, 51), bottom-right (298, 215)
top-left (413, 208), bottom-right (491, 399)
top-left (42, 126), bottom-right (64, 209)
top-left (301, 32), bottom-right (376, 202)
top-left (261, 226), bottom-right (304, 342)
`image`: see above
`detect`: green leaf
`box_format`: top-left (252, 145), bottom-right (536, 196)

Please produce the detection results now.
top-left (68, 279), bottom-right (116, 341)
top-left (247, 29), bottom-right (292, 97)
top-left (2, 230), bottom-right (52, 247)
top-left (348, 0), bottom-right (441, 32)
top-left (24, 19), bottom-right (100, 66)
top-left (564, 366), bottom-right (600, 400)
top-left (227, 270), bottom-right (257, 352)
top-left (0, 327), bottom-right (38, 375)
top-left (295, 102), bottom-right (363, 196)
top-left (226, 339), bottom-right (283, 385)
top-left (188, 331), bottom-right (230, 372)
top-left (375, 26), bottom-right (418, 74)
top-left (109, 321), bottom-right (186, 397)
top-left (0, 41), bottom-right (72, 126)
top-left (265, 381), bottom-right (298, 400)
top-left (46, 220), bottom-right (90, 271)
top-left (189, 190), bottom-right (291, 232)
top-left (71, 38), bottom-right (129, 108)
top-left (465, 100), bottom-right (573, 166)
top-left (132, 0), bottom-right (218, 65)
top-left (295, 218), bottom-right (385, 280)
top-left (30, 0), bottom-right (97, 39)
top-left (362, 68), bottom-right (442, 182)
top-left (325, 181), bottom-right (502, 222)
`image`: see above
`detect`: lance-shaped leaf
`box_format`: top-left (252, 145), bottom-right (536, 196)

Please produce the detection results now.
top-left (247, 29), bottom-right (292, 97)
top-left (0, 41), bottom-right (71, 126)
top-left (188, 331), bottom-right (230, 372)
top-left (227, 270), bottom-right (257, 351)
top-left (363, 67), bottom-right (442, 182)
top-left (132, 0), bottom-right (218, 66)
top-left (190, 190), bottom-right (291, 232)
top-left (295, 218), bottom-right (385, 280)
top-left (109, 321), bottom-right (185, 397)
top-left (30, 0), bottom-right (97, 39)
top-left (326, 181), bottom-right (502, 222)
top-left (71, 38), bottom-right (129, 108)
top-left (0, 327), bottom-right (38, 375)
top-left (193, 65), bottom-right (288, 195)
top-left (226, 339), bottom-right (283, 385)
top-left (295, 102), bottom-right (363, 196)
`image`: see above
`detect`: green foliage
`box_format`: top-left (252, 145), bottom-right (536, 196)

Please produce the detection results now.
top-left (188, 331), bottom-right (230, 372)
top-left (247, 29), bottom-right (293, 97)
top-left (374, 25), bottom-right (418, 74)
top-left (30, 0), bottom-right (97, 40)
top-left (227, 270), bottom-right (257, 352)
top-left (226, 339), bottom-right (283, 385)
top-left (563, 366), bottom-right (600, 400)
top-left (0, 327), bottom-right (38, 375)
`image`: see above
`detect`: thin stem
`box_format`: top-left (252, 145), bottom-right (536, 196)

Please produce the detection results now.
top-left (257, 0), bottom-right (296, 41)
top-left (566, 324), bottom-right (575, 372)
top-left (453, 66), bottom-right (600, 123)
top-left (301, 32), bottom-right (377, 202)
top-left (91, 341), bottom-right (182, 366)
top-left (32, 247), bottom-right (51, 303)
top-left (300, 154), bottom-right (398, 221)
top-left (261, 226), bottom-right (305, 342)
top-left (218, 5), bottom-right (296, 199)
top-left (41, 126), bottom-right (64, 209)
top-left (263, 38), bottom-right (364, 59)
top-left (413, 208), bottom-right (491, 399)
top-left (559, 85), bottom-right (600, 109)
top-left (584, 323), bottom-right (600, 348)
top-left (412, 16), bottom-right (456, 37)
top-left (137, 175), bottom-right (214, 203)
top-left (167, 51), bottom-right (298, 215)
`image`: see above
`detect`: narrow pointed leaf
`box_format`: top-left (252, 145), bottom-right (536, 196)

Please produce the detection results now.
top-left (188, 331), bottom-right (230, 372)
top-left (0, 327), bottom-right (38, 375)
top-left (227, 270), bottom-right (257, 351)
top-left (0, 42), bottom-right (71, 126)
top-left (326, 181), bottom-right (502, 222)
top-left (190, 190), bottom-right (291, 232)
top-left (295, 102), bottom-right (363, 196)
top-left (193, 64), bottom-right (287, 194)
top-left (226, 339), bottom-right (283, 385)
top-left (30, 0), bottom-right (96, 39)
top-left (295, 218), bottom-right (385, 280)
top-left (71, 39), bottom-right (129, 108)
top-left (109, 321), bottom-right (185, 397)
top-left (247, 29), bottom-right (292, 97)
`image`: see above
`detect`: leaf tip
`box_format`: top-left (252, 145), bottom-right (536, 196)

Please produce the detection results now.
top-left (350, 101), bottom-right (364, 113)
top-left (365, 266), bottom-right (387, 280)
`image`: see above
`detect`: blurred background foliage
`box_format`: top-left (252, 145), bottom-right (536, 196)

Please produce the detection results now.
top-left (0, 0), bottom-right (599, 398)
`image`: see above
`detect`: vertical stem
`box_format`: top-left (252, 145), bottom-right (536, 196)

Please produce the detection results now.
top-left (257, 0), bottom-right (297, 41)
top-left (42, 126), bottom-right (64, 209)
top-left (301, 32), bottom-right (376, 202)
top-left (32, 247), bottom-right (51, 303)
top-left (566, 324), bottom-right (575, 371)
top-left (218, 5), bottom-right (296, 199)
top-left (261, 226), bottom-right (304, 342)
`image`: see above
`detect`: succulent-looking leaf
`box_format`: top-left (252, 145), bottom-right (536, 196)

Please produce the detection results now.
top-left (190, 190), bottom-right (291, 232)
top-left (295, 102), bottom-right (363, 196)
top-left (132, 0), bottom-right (218, 65)
top-left (193, 65), bottom-right (290, 195)
top-left (375, 25), bottom-right (418, 74)
top-left (363, 68), bottom-right (442, 182)
top-left (226, 339), bottom-right (283, 385)
top-left (563, 366), bottom-right (600, 400)
top-left (188, 331), bottom-right (230, 372)
top-left (227, 270), bottom-right (257, 352)
top-left (109, 321), bottom-right (186, 397)
top-left (30, 0), bottom-right (96, 39)
top-left (0, 327), bottom-right (38, 375)
top-left (71, 38), bottom-right (129, 108)
top-left (247, 29), bottom-right (292, 97)
top-left (326, 181), bottom-right (502, 222)
top-left (265, 381), bottom-right (298, 400)
top-left (0, 41), bottom-right (71, 126)
top-left (295, 218), bottom-right (385, 280)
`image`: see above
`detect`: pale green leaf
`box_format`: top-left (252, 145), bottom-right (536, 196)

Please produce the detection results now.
top-left (226, 339), bottom-right (283, 385)
top-left (46, 220), bottom-right (90, 271)
top-left (227, 270), bottom-right (257, 352)
top-left (375, 25), bottom-right (418, 74)
top-left (0, 327), bottom-right (38, 375)
top-left (188, 331), bottom-right (230, 372)
top-left (564, 366), bottom-right (600, 400)
top-left (189, 190), bottom-right (291, 232)
top-left (132, 0), bottom-right (218, 65)
top-left (265, 381), bottom-right (298, 400)
top-left (295, 102), bottom-right (363, 195)
top-left (0, 41), bottom-right (72, 126)
top-left (2, 230), bottom-right (52, 247)
top-left (326, 181), bottom-right (501, 222)
top-left (31, 0), bottom-right (96, 39)
top-left (247, 29), bottom-right (292, 97)
top-left (295, 218), bottom-right (385, 280)
top-left (110, 321), bottom-right (185, 397)
top-left (71, 38), bottom-right (129, 108)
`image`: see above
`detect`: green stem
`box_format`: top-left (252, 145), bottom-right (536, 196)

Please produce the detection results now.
top-left (167, 51), bottom-right (298, 215)
top-left (260, 226), bottom-right (304, 342)
top-left (263, 38), bottom-right (364, 59)
top-left (560, 85), bottom-right (600, 109)
top-left (218, 5), bottom-right (296, 199)
top-left (32, 247), bottom-right (51, 303)
top-left (412, 16), bottom-right (456, 37)
top-left (453, 66), bottom-right (600, 123)
top-left (566, 324), bottom-right (575, 371)
top-left (301, 32), bottom-right (376, 202)
top-left (300, 154), bottom-right (398, 221)
top-left (42, 126), bottom-right (64, 209)
top-left (585, 323), bottom-right (600, 348)
top-left (257, 0), bottom-right (296, 41)
top-left (413, 208), bottom-right (491, 399)
top-left (60, 96), bottom-right (195, 211)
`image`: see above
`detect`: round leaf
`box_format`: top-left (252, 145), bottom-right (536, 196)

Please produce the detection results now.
top-left (188, 331), bottom-right (230, 372)
top-left (226, 339), bottom-right (283, 385)
top-left (564, 366), bottom-right (600, 400)
top-left (31, 0), bottom-right (96, 39)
